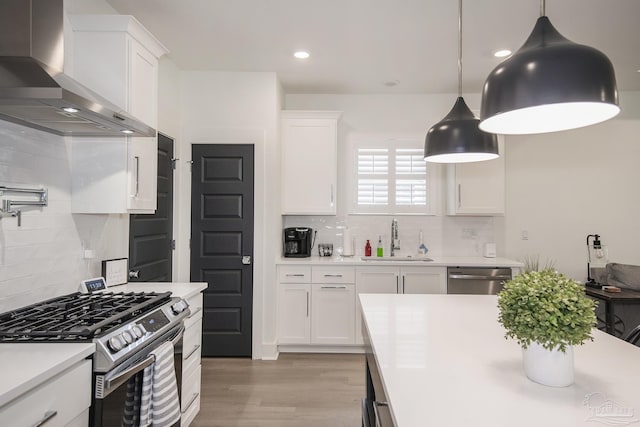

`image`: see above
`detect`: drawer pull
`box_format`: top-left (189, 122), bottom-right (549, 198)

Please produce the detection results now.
top-left (183, 392), bottom-right (200, 413)
top-left (188, 306), bottom-right (203, 318)
top-left (323, 274), bottom-right (343, 277)
top-left (33, 410), bottom-right (57, 427)
top-left (321, 285), bottom-right (347, 289)
top-left (286, 274), bottom-right (305, 277)
top-left (185, 344), bottom-right (201, 360)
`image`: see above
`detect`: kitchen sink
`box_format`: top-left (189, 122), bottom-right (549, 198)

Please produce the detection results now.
top-left (360, 256), bottom-right (433, 262)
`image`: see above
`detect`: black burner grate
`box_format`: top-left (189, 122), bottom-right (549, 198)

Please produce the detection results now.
top-left (0, 291), bottom-right (172, 342)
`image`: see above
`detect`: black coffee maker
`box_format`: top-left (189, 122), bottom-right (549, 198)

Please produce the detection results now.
top-left (283, 227), bottom-right (314, 257)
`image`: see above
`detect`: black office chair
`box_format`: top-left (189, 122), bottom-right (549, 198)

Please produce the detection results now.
top-left (623, 324), bottom-right (640, 346)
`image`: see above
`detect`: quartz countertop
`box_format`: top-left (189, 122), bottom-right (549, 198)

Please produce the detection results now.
top-left (108, 281), bottom-right (208, 300)
top-left (360, 294), bottom-right (640, 427)
top-left (277, 256), bottom-right (523, 267)
top-left (0, 343), bottom-right (95, 407)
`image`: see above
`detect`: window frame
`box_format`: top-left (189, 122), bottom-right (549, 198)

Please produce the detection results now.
top-left (348, 137), bottom-right (439, 215)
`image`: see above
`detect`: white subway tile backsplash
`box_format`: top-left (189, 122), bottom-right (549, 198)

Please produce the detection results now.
top-left (0, 121), bottom-right (125, 312)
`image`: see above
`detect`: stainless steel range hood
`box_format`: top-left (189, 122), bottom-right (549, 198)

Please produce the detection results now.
top-left (0, 0), bottom-right (155, 137)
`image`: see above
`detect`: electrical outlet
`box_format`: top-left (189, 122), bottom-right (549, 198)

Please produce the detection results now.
top-left (521, 230), bottom-right (529, 241)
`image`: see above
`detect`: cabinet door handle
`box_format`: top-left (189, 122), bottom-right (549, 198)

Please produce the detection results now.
top-left (187, 306), bottom-right (203, 319)
top-left (306, 291), bottom-right (310, 317)
top-left (185, 344), bottom-right (201, 360)
top-left (458, 183), bottom-right (462, 208)
top-left (396, 275), bottom-right (399, 294)
top-left (321, 285), bottom-right (347, 289)
top-left (330, 184), bottom-right (334, 205)
top-left (134, 156), bottom-right (140, 197)
top-left (402, 275), bottom-right (405, 294)
top-left (184, 392), bottom-right (200, 412)
top-left (33, 410), bottom-right (57, 427)
top-left (323, 274), bottom-right (343, 277)
top-left (286, 274), bottom-right (305, 277)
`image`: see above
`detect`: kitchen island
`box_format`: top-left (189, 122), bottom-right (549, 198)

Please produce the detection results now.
top-left (360, 294), bottom-right (640, 427)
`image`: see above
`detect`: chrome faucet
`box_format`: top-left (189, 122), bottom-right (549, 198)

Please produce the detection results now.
top-left (390, 218), bottom-right (400, 256)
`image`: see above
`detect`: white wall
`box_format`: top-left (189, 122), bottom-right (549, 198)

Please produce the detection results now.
top-left (505, 92), bottom-right (640, 281)
top-left (284, 93), bottom-right (502, 258)
top-left (177, 71), bottom-right (282, 359)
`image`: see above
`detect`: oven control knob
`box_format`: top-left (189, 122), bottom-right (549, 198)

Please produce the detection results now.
top-left (121, 330), bottom-right (134, 344)
top-left (107, 336), bottom-right (124, 353)
top-left (171, 300), bottom-right (189, 315)
top-left (132, 325), bottom-right (144, 339)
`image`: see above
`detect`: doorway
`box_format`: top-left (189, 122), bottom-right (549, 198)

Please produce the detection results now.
top-left (190, 144), bottom-right (255, 357)
top-left (129, 133), bottom-right (175, 282)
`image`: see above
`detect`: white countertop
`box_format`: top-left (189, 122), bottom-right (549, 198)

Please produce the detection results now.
top-left (277, 256), bottom-right (523, 267)
top-left (360, 294), bottom-right (640, 427)
top-left (0, 343), bottom-right (95, 407)
top-left (108, 281), bottom-right (208, 300)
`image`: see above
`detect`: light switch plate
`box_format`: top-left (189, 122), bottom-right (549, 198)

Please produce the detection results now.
top-left (101, 258), bottom-right (128, 286)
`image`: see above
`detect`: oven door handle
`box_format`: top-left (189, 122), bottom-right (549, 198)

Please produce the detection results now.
top-left (102, 324), bottom-right (185, 395)
top-left (104, 355), bottom-right (155, 392)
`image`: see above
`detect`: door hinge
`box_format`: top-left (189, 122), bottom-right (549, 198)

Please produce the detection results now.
top-left (188, 160), bottom-right (194, 171)
top-left (170, 239), bottom-right (176, 250)
top-left (171, 158), bottom-right (179, 170)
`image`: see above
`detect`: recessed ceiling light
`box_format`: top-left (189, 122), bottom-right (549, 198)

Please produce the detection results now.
top-left (121, 129), bottom-right (134, 134)
top-left (294, 51), bottom-right (310, 59)
top-left (494, 49), bottom-right (512, 58)
top-left (62, 107), bottom-right (79, 113)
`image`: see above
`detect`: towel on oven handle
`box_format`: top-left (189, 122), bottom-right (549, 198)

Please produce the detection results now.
top-left (138, 341), bottom-right (182, 427)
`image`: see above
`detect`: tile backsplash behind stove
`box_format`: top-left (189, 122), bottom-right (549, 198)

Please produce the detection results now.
top-left (282, 215), bottom-right (499, 258)
top-left (0, 121), bottom-right (127, 313)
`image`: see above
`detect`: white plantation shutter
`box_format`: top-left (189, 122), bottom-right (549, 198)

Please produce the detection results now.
top-left (354, 144), bottom-right (432, 214)
top-left (395, 149), bottom-right (427, 206)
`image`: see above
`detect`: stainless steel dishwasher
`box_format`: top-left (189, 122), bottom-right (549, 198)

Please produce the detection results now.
top-left (447, 267), bottom-right (512, 294)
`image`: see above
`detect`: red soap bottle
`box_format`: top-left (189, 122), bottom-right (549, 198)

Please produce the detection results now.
top-left (365, 240), bottom-right (372, 257)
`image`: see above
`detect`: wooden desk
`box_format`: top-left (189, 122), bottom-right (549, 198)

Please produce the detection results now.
top-left (584, 286), bottom-right (640, 336)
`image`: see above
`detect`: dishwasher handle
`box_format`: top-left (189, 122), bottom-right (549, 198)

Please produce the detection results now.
top-left (448, 274), bottom-right (512, 280)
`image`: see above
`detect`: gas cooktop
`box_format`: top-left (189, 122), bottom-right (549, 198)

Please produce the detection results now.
top-left (0, 291), bottom-right (172, 342)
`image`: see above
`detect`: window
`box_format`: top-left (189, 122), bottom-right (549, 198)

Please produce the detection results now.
top-left (351, 140), bottom-right (437, 214)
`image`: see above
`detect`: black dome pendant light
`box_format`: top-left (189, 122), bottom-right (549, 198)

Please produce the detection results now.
top-left (479, 0), bottom-right (619, 135)
top-left (424, 0), bottom-right (499, 163)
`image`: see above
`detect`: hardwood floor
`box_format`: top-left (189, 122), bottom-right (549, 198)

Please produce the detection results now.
top-left (191, 353), bottom-right (365, 427)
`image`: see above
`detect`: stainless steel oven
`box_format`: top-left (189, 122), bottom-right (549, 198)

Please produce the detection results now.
top-left (92, 323), bottom-right (185, 427)
top-left (0, 291), bottom-right (191, 427)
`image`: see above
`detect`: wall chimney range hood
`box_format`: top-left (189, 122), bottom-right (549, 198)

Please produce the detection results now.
top-left (0, 0), bottom-right (155, 137)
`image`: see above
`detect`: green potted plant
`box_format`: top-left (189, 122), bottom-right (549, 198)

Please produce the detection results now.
top-left (497, 268), bottom-right (597, 387)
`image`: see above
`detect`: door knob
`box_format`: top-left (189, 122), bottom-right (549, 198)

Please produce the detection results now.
top-left (242, 256), bottom-right (252, 265)
top-left (129, 270), bottom-right (140, 279)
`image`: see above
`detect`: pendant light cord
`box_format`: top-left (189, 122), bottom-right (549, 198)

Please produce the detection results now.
top-left (540, 0), bottom-right (546, 16)
top-left (457, 0), bottom-right (462, 97)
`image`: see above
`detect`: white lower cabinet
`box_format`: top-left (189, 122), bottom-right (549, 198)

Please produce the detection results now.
top-left (310, 283), bottom-right (355, 345)
top-left (181, 292), bottom-right (204, 427)
top-left (0, 359), bottom-right (91, 426)
top-left (355, 266), bottom-right (446, 344)
top-left (278, 283), bottom-right (312, 344)
top-left (278, 266), bottom-right (355, 346)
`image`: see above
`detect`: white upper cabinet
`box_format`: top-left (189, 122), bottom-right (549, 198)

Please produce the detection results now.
top-left (446, 137), bottom-right (505, 216)
top-left (70, 15), bottom-right (168, 128)
top-left (281, 111), bottom-right (342, 215)
top-left (69, 15), bottom-right (167, 214)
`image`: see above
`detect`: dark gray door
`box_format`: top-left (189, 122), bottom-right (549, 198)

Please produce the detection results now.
top-left (129, 134), bottom-right (175, 282)
top-left (191, 144), bottom-right (254, 357)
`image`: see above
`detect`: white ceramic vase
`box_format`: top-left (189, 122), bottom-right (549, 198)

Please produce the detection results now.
top-left (522, 342), bottom-right (574, 387)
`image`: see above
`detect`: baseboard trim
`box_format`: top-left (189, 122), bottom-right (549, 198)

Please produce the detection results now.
top-left (261, 343), bottom-right (279, 360)
top-left (278, 345), bottom-right (365, 354)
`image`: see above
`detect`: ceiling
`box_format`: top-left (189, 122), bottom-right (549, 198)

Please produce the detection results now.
top-left (105, 0), bottom-right (640, 94)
